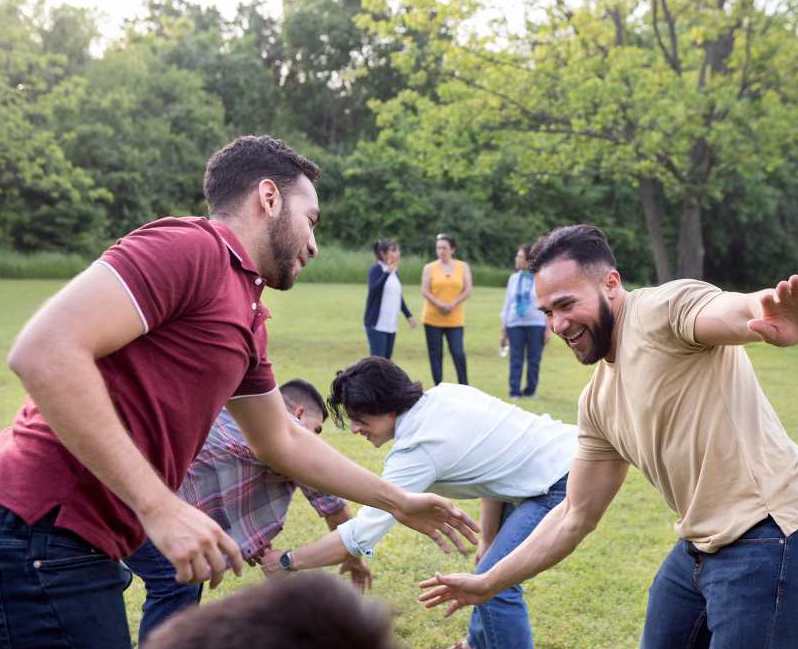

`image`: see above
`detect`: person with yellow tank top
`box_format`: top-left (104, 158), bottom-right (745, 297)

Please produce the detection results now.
top-left (421, 234), bottom-right (473, 384)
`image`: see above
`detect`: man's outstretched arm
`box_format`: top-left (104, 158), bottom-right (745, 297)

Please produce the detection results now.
top-left (695, 275), bottom-right (798, 347)
top-left (418, 458), bottom-right (628, 617)
top-left (228, 394), bottom-right (479, 555)
top-left (8, 264), bottom-right (244, 586)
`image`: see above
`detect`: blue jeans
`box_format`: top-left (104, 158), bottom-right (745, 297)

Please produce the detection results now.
top-left (424, 325), bottom-right (468, 385)
top-left (468, 474), bottom-right (568, 649)
top-left (365, 326), bottom-right (396, 359)
top-left (507, 326), bottom-right (545, 397)
top-left (641, 517), bottom-right (798, 649)
top-left (0, 506), bottom-right (132, 649)
top-left (125, 538), bottom-right (202, 646)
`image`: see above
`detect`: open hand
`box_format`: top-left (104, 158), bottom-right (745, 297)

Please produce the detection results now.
top-left (748, 275), bottom-right (798, 346)
top-left (140, 494), bottom-right (244, 589)
top-left (393, 492), bottom-right (479, 555)
top-left (418, 572), bottom-right (495, 617)
top-left (340, 555), bottom-right (373, 592)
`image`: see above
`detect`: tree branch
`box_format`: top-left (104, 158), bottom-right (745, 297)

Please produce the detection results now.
top-left (652, 0), bottom-right (681, 74)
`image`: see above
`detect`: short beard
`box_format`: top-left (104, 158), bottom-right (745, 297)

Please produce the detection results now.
top-left (267, 204), bottom-right (297, 291)
top-left (575, 295), bottom-right (615, 365)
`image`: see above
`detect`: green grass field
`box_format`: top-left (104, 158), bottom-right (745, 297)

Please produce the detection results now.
top-left (1, 278), bottom-right (796, 648)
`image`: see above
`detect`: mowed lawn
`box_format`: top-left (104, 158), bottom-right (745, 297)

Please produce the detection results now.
top-left (1, 278), bottom-right (796, 649)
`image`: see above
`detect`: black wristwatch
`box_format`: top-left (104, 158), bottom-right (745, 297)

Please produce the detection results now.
top-left (279, 550), bottom-right (296, 571)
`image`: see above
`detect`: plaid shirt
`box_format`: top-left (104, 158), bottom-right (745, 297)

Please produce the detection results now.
top-left (179, 408), bottom-right (345, 561)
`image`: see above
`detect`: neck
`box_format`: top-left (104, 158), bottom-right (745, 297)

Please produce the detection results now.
top-left (211, 213), bottom-right (264, 274)
top-left (605, 288), bottom-right (627, 363)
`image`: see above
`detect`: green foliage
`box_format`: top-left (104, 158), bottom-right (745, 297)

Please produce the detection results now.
top-left (0, 247), bottom-right (89, 278)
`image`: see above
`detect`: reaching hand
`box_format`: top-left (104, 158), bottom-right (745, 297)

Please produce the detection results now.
top-left (748, 275), bottom-right (798, 347)
top-left (393, 492), bottom-right (479, 555)
top-left (408, 316), bottom-right (418, 329)
top-left (258, 548), bottom-right (284, 577)
top-left (417, 572), bottom-right (495, 617)
top-left (340, 555), bottom-right (373, 592)
top-left (139, 494), bottom-right (244, 589)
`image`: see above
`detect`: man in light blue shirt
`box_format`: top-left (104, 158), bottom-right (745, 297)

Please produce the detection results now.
top-left (260, 357), bottom-right (577, 649)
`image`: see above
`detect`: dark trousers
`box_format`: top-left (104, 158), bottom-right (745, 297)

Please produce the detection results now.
top-left (424, 325), bottom-right (468, 385)
top-left (365, 326), bottom-right (396, 359)
top-left (125, 538), bottom-right (203, 646)
top-left (506, 325), bottom-right (545, 397)
top-left (641, 517), bottom-right (798, 649)
top-left (0, 506), bottom-right (132, 649)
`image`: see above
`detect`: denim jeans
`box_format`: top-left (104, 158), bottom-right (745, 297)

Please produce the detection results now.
top-left (641, 517), bottom-right (798, 649)
top-left (424, 325), bottom-right (468, 385)
top-left (124, 537), bottom-right (203, 646)
top-left (0, 506), bottom-right (132, 649)
top-left (506, 326), bottom-right (545, 397)
top-left (467, 474), bottom-right (568, 649)
top-left (365, 326), bottom-right (396, 359)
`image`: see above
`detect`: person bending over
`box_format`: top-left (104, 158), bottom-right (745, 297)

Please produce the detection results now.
top-left (260, 357), bottom-right (577, 649)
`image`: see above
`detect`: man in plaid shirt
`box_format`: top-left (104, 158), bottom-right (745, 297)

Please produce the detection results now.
top-left (126, 379), bottom-right (371, 645)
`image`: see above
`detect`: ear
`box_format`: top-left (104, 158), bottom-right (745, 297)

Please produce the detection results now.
top-left (604, 269), bottom-right (622, 299)
top-left (293, 404), bottom-right (305, 421)
top-left (257, 179), bottom-right (282, 218)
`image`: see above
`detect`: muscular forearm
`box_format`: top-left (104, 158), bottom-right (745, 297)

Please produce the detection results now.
top-left (483, 500), bottom-right (593, 594)
top-left (10, 344), bottom-right (171, 516)
top-left (292, 530), bottom-right (351, 570)
top-left (248, 419), bottom-right (407, 515)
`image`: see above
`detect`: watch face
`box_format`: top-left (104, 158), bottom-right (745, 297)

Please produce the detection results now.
top-left (279, 551), bottom-right (293, 570)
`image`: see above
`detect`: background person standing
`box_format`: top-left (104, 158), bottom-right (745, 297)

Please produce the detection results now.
top-left (500, 243), bottom-right (548, 399)
top-left (421, 234), bottom-right (472, 385)
top-left (363, 239), bottom-right (416, 359)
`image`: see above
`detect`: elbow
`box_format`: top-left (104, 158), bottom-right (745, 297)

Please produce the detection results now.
top-left (7, 337), bottom-right (43, 384)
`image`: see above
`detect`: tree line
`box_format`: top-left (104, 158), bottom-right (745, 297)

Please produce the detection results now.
top-left (2, 0), bottom-right (797, 287)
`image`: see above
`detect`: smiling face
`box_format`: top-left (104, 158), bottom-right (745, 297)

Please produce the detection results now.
top-left (535, 258), bottom-right (619, 365)
top-left (258, 174), bottom-right (320, 290)
top-left (348, 412), bottom-right (397, 448)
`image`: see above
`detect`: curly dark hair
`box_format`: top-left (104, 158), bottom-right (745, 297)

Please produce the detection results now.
top-left (327, 357), bottom-right (424, 428)
top-left (203, 135), bottom-right (320, 213)
top-left (528, 224), bottom-right (617, 274)
top-left (143, 571), bottom-right (398, 649)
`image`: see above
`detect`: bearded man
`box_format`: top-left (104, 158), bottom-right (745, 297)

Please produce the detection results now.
top-left (420, 224), bottom-right (798, 649)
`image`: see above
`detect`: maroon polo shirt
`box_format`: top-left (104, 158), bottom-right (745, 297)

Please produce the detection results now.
top-left (0, 217), bottom-right (276, 559)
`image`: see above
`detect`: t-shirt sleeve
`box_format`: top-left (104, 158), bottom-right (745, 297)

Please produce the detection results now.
top-left (575, 384), bottom-right (624, 462)
top-left (232, 325), bottom-right (277, 397)
top-left (98, 219), bottom-right (226, 334)
top-left (336, 445), bottom-right (438, 557)
top-left (634, 280), bottom-right (722, 352)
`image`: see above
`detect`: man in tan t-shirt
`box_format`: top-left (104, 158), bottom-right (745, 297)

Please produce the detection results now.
top-left (419, 224), bottom-right (798, 649)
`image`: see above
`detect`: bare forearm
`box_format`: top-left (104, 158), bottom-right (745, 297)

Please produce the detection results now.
top-left (11, 346), bottom-right (170, 515)
top-left (479, 498), bottom-right (503, 547)
top-left (248, 419), bottom-right (406, 515)
top-left (695, 290), bottom-right (768, 346)
top-left (484, 501), bottom-right (592, 594)
top-left (292, 530), bottom-right (350, 569)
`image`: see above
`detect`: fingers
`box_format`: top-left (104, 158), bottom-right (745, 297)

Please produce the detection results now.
top-left (429, 528), bottom-right (454, 554)
top-left (218, 530), bottom-right (244, 577)
top-left (446, 600), bottom-right (465, 617)
top-left (448, 508), bottom-right (480, 544)
top-left (204, 542), bottom-right (228, 589)
top-left (189, 552), bottom-right (212, 585)
top-left (172, 554), bottom-right (193, 584)
top-left (439, 522), bottom-right (469, 556)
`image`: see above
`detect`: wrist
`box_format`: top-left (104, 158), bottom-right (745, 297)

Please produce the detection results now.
top-left (279, 550), bottom-right (297, 571)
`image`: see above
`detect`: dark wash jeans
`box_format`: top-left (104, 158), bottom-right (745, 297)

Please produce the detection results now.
top-left (365, 326), bottom-right (396, 359)
top-left (125, 538), bottom-right (202, 646)
top-left (506, 325), bottom-right (545, 397)
top-left (424, 325), bottom-right (468, 385)
top-left (0, 506), bottom-right (132, 649)
top-left (641, 516), bottom-right (798, 649)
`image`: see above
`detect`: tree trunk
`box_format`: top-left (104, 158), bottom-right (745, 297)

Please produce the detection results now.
top-left (638, 177), bottom-right (673, 284)
top-left (677, 197), bottom-right (704, 278)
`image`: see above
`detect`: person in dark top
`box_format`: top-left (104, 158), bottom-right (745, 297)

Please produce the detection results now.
top-left (363, 239), bottom-right (417, 358)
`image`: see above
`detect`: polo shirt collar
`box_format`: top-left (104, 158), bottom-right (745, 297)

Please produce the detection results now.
top-left (209, 219), bottom-right (260, 275)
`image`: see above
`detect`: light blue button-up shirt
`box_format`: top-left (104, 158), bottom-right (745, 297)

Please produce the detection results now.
top-left (336, 384), bottom-right (578, 557)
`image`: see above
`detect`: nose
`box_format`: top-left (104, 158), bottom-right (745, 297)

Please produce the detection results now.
top-left (308, 230), bottom-right (318, 258)
top-left (551, 312), bottom-right (569, 335)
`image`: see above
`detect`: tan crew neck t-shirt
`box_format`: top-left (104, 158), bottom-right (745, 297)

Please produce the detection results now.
top-left (577, 279), bottom-right (798, 552)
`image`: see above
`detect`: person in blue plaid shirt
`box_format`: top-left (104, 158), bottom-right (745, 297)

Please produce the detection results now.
top-left (126, 379), bottom-right (371, 645)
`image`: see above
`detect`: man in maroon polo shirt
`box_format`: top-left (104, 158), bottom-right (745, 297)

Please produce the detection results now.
top-left (0, 135), bottom-right (477, 649)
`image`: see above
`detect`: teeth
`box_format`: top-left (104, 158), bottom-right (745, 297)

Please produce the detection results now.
top-left (565, 328), bottom-right (585, 343)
